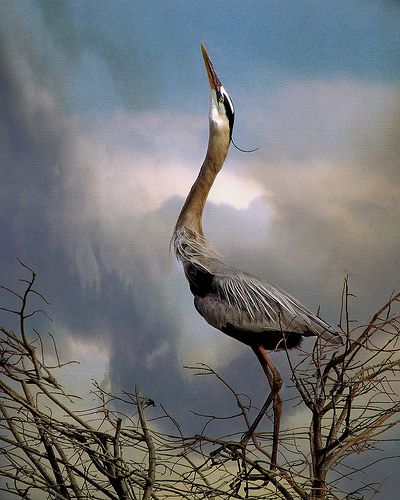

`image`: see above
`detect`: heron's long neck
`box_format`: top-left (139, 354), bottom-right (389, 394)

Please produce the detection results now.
top-left (176, 127), bottom-right (229, 235)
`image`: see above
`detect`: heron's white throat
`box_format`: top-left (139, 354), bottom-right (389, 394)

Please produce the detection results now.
top-left (209, 89), bottom-right (229, 129)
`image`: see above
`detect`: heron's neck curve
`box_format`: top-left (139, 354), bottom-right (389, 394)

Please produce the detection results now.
top-left (176, 125), bottom-right (230, 235)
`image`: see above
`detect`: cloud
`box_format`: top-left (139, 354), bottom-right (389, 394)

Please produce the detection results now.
top-left (1, 10), bottom-right (399, 497)
top-left (221, 80), bottom-right (400, 325)
top-left (1, 19), bottom-right (398, 395)
top-left (0, 11), bottom-right (267, 427)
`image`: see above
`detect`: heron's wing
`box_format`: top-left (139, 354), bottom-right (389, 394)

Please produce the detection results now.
top-left (188, 261), bottom-right (341, 344)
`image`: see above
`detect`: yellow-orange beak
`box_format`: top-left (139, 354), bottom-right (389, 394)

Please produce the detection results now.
top-left (201, 43), bottom-right (222, 91)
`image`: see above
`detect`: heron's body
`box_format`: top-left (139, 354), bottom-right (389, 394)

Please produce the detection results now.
top-left (194, 264), bottom-right (324, 350)
top-left (174, 225), bottom-right (339, 350)
top-left (172, 44), bottom-right (340, 464)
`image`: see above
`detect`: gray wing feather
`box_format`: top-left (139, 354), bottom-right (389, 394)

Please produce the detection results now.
top-left (198, 262), bottom-right (341, 343)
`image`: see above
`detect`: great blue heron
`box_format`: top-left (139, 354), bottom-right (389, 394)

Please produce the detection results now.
top-left (172, 43), bottom-right (341, 466)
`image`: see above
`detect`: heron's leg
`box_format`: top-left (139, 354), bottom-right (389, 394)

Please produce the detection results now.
top-left (257, 346), bottom-right (282, 469)
top-left (242, 345), bottom-right (282, 468)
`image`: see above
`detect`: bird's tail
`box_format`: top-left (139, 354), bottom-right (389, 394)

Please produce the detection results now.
top-left (310, 315), bottom-right (343, 345)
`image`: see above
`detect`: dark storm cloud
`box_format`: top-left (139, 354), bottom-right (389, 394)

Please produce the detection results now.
top-left (36, 0), bottom-right (161, 111)
top-left (0, 18), bottom-right (66, 271)
top-left (0, 6), bottom-right (252, 431)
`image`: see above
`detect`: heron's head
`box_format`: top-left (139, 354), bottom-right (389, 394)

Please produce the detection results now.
top-left (201, 43), bottom-right (235, 142)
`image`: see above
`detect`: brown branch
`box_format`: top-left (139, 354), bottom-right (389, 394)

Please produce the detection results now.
top-left (136, 386), bottom-right (156, 500)
top-left (0, 400), bottom-right (56, 488)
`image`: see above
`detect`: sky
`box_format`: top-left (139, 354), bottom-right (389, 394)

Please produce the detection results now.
top-left (1, 0), bottom-right (400, 496)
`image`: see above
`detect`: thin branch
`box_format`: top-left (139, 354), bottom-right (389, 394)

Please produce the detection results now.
top-left (136, 386), bottom-right (156, 500)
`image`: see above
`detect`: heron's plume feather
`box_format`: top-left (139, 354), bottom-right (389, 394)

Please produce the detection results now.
top-left (172, 226), bottom-right (219, 271)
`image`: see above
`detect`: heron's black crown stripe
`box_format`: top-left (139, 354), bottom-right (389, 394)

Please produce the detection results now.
top-left (222, 93), bottom-right (234, 139)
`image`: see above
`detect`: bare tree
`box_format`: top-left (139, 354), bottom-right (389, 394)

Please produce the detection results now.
top-left (184, 279), bottom-right (400, 499)
top-left (1, 263), bottom-right (399, 499)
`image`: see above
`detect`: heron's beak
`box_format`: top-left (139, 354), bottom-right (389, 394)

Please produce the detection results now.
top-left (201, 43), bottom-right (222, 91)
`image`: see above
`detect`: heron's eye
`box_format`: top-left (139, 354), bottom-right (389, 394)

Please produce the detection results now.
top-left (219, 96), bottom-right (224, 103)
